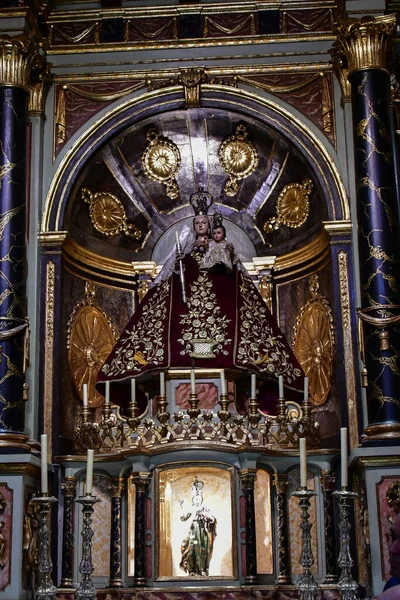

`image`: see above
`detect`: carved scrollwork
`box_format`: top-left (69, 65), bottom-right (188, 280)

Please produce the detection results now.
top-left (141, 128), bottom-right (181, 199)
top-left (218, 124), bottom-right (258, 197)
top-left (292, 274), bottom-right (335, 406)
top-left (264, 179), bottom-right (313, 233)
top-left (82, 187), bottom-right (142, 239)
top-left (67, 283), bottom-right (117, 407)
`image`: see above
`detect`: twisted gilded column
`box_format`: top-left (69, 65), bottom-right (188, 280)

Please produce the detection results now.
top-left (0, 34), bottom-right (39, 437)
top-left (321, 471), bottom-right (338, 583)
top-left (133, 473), bottom-right (151, 587)
top-left (334, 15), bottom-right (400, 440)
top-left (60, 476), bottom-right (76, 587)
top-left (109, 478), bottom-right (124, 588)
top-left (272, 474), bottom-right (291, 583)
top-left (239, 469), bottom-right (257, 584)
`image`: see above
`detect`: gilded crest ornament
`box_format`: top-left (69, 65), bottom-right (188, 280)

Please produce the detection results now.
top-left (264, 179), bottom-right (313, 233)
top-left (141, 128), bottom-right (181, 199)
top-left (82, 187), bottom-right (141, 240)
top-left (292, 275), bottom-right (334, 406)
top-left (67, 283), bottom-right (117, 407)
top-left (218, 124), bottom-right (258, 197)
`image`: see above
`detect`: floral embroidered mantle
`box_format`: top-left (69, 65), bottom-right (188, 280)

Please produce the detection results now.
top-left (98, 252), bottom-right (302, 393)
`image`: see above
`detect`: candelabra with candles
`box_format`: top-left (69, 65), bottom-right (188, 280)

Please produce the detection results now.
top-left (292, 438), bottom-right (319, 600)
top-left (75, 449), bottom-right (99, 600)
top-left (33, 435), bottom-right (58, 600)
top-left (334, 428), bottom-right (359, 600)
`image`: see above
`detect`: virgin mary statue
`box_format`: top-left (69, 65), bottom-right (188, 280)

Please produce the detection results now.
top-left (97, 189), bottom-right (302, 397)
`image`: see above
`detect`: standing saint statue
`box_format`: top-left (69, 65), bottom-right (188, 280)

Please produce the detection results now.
top-left (179, 476), bottom-right (217, 576)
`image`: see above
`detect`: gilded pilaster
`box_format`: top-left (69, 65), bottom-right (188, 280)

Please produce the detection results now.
top-left (109, 478), bottom-right (124, 588)
top-left (239, 469), bottom-right (257, 584)
top-left (28, 62), bottom-right (52, 116)
top-left (60, 477), bottom-right (76, 587)
top-left (133, 473), bottom-right (151, 587)
top-left (333, 15), bottom-right (400, 438)
top-left (0, 34), bottom-right (40, 90)
top-left (272, 474), bottom-right (291, 584)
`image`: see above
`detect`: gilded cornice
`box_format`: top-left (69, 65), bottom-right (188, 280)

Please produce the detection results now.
top-left (0, 34), bottom-right (40, 90)
top-left (333, 14), bottom-right (397, 75)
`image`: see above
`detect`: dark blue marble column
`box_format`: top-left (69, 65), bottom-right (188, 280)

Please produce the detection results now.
top-left (109, 478), bottom-right (124, 588)
top-left (239, 469), bottom-right (257, 584)
top-left (133, 474), bottom-right (151, 586)
top-left (335, 16), bottom-right (400, 440)
top-left (0, 52), bottom-right (30, 435)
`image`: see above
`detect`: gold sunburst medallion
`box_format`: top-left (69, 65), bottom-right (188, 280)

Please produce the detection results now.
top-left (141, 128), bottom-right (181, 199)
top-left (67, 284), bottom-right (117, 407)
top-left (218, 124), bottom-right (258, 196)
top-left (264, 179), bottom-right (313, 233)
top-left (82, 187), bottom-right (142, 239)
top-left (293, 275), bottom-right (334, 406)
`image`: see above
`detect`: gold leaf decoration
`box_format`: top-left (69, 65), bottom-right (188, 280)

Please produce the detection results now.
top-left (82, 187), bottom-right (142, 239)
top-left (387, 481), bottom-right (400, 514)
top-left (292, 274), bottom-right (334, 406)
top-left (141, 128), bottom-right (181, 199)
top-left (218, 124), bottom-right (258, 197)
top-left (264, 179), bottom-right (313, 233)
top-left (67, 283), bottom-right (117, 407)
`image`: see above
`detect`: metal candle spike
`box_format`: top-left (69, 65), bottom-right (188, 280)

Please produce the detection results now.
top-left (175, 232), bottom-right (187, 304)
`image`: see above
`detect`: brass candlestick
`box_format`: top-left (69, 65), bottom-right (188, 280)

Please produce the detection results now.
top-left (31, 494), bottom-right (58, 600)
top-left (218, 393), bottom-right (230, 422)
top-left (291, 488), bottom-right (319, 600)
top-left (187, 392), bottom-right (200, 420)
top-left (75, 494), bottom-right (100, 600)
top-left (248, 395), bottom-right (260, 427)
top-left (333, 488), bottom-right (359, 600)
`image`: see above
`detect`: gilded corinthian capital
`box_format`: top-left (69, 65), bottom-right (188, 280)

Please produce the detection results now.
top-left (333, 14), bottom-right (397, 75)
top-left (0, 34), bottom-right (40, 89)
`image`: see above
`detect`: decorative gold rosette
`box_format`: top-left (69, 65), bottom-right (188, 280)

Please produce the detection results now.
top-left (141, 128), bottom-right (181, 199)
top-left (292, 274), bottom-right (334, 406)
top-left (67, 283), bottom-right (117, 407)
top-left (218, 124), bottom-right (258, 197)
top-left (82, 187), bottom-right (142, 239)
top-left (264, 179), bottom-right (313, 233)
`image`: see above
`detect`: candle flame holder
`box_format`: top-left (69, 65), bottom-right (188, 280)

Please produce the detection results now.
top-left (291, 487), bottom-right (319, 600)
top-left (31, 494), bottom-right (58, 600)
top-left (333, 489), bottom-right (359, 600)
top-left (75, 494), bottom-right (100, 600)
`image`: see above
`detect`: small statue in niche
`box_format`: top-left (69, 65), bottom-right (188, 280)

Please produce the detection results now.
top-left (179, 476), bottom-right (217, 576)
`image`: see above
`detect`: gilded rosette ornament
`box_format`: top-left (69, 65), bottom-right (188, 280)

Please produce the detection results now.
top-left (218, 124), bottom-right (258, 197)
top-left (67, 283), bottom-right (117, 407)
top-left (264, 179), bottom-right (313, 233)
top-left (293, 275), bottom-right (334, 405)
top-left (333, 15), bottom-right (397, 74)
top-left (141, 129), bottom-right (181, 199)
top-left (82, 187), bottom-right (141, 239)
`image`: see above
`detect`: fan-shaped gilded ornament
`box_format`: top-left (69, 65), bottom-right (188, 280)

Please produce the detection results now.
top-left (218, 124), bottom-right (258, 197)
top-left (68, 302), bottom-right (117, 407)
top-left (141, 128), bottom-right (181, 199)
top-left (264, 179), bottom-right (313, 234)
top-left (82, 187), bottom-right (142, 239)
top-left (292, 276), bottom-right (334, 406)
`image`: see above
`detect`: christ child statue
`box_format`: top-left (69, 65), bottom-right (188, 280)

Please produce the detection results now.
top-left (200, 214), bottom-right (235, 274)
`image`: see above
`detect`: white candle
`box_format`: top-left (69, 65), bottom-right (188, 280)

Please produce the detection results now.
top-left (86, 449), bottom-right (94, 496)
top-left (105, 381), bottom-right (110, 405)
top-left (278, 375), bottom-right (284, 399)
top-left (83, 383), bottom-right (88, 408)
top-left (41, 434), bottom-right (48, 495)
top-left (190, 368), bottom-right (196, 395)
top-left (220, 370), bottom-right (227, 395)
top-left (304, 376), bottom-right (309, 402)
top-left (160, 372), bottom-right (166, 396)
top-left (175, 231), bottom-right (180, 247)
top-left (251, 374), bottom-right (256, 399)
top-left (131, 378), bottom-right (136, 403)
top-left (340, 427), bottom-right (348, 488)
top-left (299, 438), bottom-right (307, 488)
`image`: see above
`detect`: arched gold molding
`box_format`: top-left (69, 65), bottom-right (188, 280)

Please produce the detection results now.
top-left (42, 85), bottom-right (349, 233)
